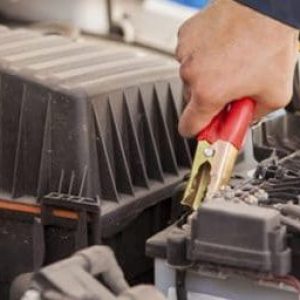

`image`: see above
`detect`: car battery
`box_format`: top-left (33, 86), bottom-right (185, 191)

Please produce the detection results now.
top-left (147, 200), bottom-right (299, 300)
top-left (147, 109), bottom-right (300, 300)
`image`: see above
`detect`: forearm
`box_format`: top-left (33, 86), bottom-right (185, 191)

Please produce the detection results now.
top-left (235, 0), bottom-right (300, 29)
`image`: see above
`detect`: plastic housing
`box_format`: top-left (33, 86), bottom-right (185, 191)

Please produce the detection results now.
top-left (0, 26), bottom-right (191, 297)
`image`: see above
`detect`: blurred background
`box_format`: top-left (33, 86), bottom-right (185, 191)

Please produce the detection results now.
top-left (0, 0), bottom-right (210, 53)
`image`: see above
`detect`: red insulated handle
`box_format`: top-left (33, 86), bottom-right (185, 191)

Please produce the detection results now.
top-left (197, 97), bottom-right (256, 150)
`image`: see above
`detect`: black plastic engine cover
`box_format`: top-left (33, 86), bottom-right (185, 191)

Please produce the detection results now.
top-left (0, 26), bottom-right (191, 298)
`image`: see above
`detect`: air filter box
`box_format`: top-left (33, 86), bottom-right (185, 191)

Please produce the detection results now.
top-left (0, 26), bottom-right (191, 297)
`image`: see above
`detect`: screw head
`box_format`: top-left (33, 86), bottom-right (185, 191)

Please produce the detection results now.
top-left (203, 147), bottom-right (215, 157)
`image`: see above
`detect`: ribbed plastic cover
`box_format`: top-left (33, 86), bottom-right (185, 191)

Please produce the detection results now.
top-left (0, 27), bottom-right (191, 234)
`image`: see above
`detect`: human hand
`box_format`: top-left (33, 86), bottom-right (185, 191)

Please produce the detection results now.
top-left (176, 0), bottom-right (299, 137)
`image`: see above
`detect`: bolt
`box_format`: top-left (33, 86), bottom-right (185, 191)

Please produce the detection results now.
top-left (203, 147), bottom-right (215, 157)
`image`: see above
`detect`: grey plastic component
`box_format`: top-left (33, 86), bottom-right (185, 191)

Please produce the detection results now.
top-left (252, 111), bottom-right (300, 155)
top-left (147, 201), bottom-right (291, 275)
top-left (188, 200), bottom-right (291, 275)
top-left (0, 26), bottom-right (191, 296)
top-left (0, 26), bottom-right (191, 235)
top-left (13, 246), bottom-right (167, 300)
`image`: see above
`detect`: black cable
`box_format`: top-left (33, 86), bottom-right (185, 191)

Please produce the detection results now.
top-left (176, 270), bottom-right (187, 300)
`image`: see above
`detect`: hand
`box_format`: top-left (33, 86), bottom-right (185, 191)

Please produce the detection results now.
top-left (176, 0), bottom-right (299, 137)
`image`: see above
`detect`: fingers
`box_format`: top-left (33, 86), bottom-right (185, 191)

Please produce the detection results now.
top-left (178, 96), bottom-right (222, 137)
top-left (178, 54), bottom-right (225, 137)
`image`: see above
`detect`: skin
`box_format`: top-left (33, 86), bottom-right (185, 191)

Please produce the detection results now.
top-left (176, 0), bottom-right (299, 137)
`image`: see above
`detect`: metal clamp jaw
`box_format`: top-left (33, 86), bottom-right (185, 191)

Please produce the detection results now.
top-left (182, 98), bottom-right (255, 210)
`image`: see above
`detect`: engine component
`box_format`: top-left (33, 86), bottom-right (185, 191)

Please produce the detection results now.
top-left (181, 98), bottom-right (255, 210)
top-left (147, 111), bottom-right (300, 299)
top-left (0, 26), bottom-right (190, 298)
top-left (154, 260), bottom-right (300, 300)
top-left (11, 246), bottom-right (166, 300)
top-left (188, 200), bottom-right (291, 274)
top-left (147, 200), bottom-right (291, 275)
